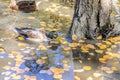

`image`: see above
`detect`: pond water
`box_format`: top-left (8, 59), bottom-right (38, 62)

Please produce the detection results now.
top-left (0, 0), bottom-right (74, 80)
top-left (1, 0), bottom-right (120, 80)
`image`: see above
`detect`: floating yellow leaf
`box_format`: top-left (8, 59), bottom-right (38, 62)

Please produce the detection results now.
top-left (93, 72), bottom-right (102, 77)
top-left (28, 16), bottom-right (35, 19)
top-left (87, 77), bottom-right (93, 80)
top-left (103, 55), bottom-right (111, 60)
top-left (83, 66), bottom-right (92, 70)
top-left (53, 74), bottom-right (62, 79)
top-left (63, 47), bottom-right (71, 51)
top-left (3, 66), bottom-right (11, 70)
top-left (103, 41), bottom-right (112, 45)
top-left (78, 40), bottom-right (84, 43)
top-left (105, 70), bottom-right (114, 74)
top-left (0, 48), bottom-right (5, 53)
top-left (40, 22), bottom-right (46, 27)
top-left (112, 67), bottom-right (118, 71)
top-left (97, 44), bottom-right (107, 49)
top-left (18, 43), bottom-right (26, 47)
top-left (72, 34), bottom-right (77, 41)
top-left (37, 45), bottom-right (47, 50)
top-left (86, 44), bottom-right (95, 49)
top-left (4, 71), bottom-right (11, 76)
top-left (81, 45), bottom-right (89, 52)
top-left (69, 43), bottom-right (78, 48)
top-left (97, 35), bottom-right (102, 39)
top-left (0, 43), bottom-right (2, 46)
top-left (111, 45), bottom-right (117, 48)
top-left (75, 76), bottom-right (81, 80)
top-left (41, 56), bottom-right (48, 59)
top-left (99, 58), bottom-right (106, 63)
top-left (95, 50), bottom-right (103, 54)
top-left (52, 68), bottom-right (64, 74)
top-left (12, 75), bottom-right (21, 79)
top-left (106, 48), bottom-right (111, 52)
top-left (24, 75), bottom-right (31, 79)
top-left (110, 53), bottom-right (119, 58)
top-left (17, 36), bottom-right (25, 41)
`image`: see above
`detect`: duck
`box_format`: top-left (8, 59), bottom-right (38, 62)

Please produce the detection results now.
top-left (8, 0), bottom-right (41, 13)
top-left (13, 27), bottom-right (63, 44)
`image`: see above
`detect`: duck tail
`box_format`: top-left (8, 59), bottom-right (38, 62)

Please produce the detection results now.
top-left (13, 27), bottom-right (21, 34)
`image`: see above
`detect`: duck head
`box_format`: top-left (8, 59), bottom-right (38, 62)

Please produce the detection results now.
top-left (46, 31), bottom-right (58, 39)
top-left (46, 31), bottom-right (63, 44)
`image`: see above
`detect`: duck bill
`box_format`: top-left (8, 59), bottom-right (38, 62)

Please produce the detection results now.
top-left (55, 36), bottom-right (63, 44)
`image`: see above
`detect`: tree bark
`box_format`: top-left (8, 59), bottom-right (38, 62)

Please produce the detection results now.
top-left (68, 0), bottom-right (112, 40)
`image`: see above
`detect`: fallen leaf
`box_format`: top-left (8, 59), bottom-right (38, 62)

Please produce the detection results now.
top-left (75, 76), bottom-right (81, 80)
top-left (69, 43), bottom-right (78, 48)
top-left (95, 50), bottom-right (103, 54)
top-left (72, 34), bottom-right (77, 41)
top-left (105, 70), bottom-right (114, 74)
top-left (86, 44), bottom-right (95, 49)
top-left (28, 16), bottom-right (35, 19)
top-left (83, 66), bottom-right (92, 71)
top-left (99, 58), bottom-right (106, 63)
top-left (53, 74), bottom-right (62, 79)
top-left (0, 48), bottom-right (5, 53)
top-left (40, 22), bottom-right (46, 27)
top-left (87, 77), bottom-right (93, 80)
top-left (81, 45), bottom-right (89, 52)
top-left (93, 72), bottom-right (102, 77)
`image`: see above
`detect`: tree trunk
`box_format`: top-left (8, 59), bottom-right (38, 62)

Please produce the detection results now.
top-left (68, 0), bottom-right (112, 40)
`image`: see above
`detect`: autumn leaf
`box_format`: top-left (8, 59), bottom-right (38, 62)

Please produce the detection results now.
top-left (97, 44), bottom-right (107, 49)
top-left (18, 43), bottom-right (26, 47)
top-left (103, 41), bottom-right (112, 45)
top-left (110, 53), bottom-right (119, 58)
top-left (103, 55), bottom-right (111, 60)
top-left (0, 48), bottom-right (5, 53)
top-left (78, 40), bottom-right (84, 43)
top-left (81, 45), bottom-right (89, 52)
top-left (87, 77), bottom-right (93, 80)
top-left (105, 70), bottom-right (114, 74)
top-left (72, 34), bottom-right (77, 41)
top-left (69, 43), bottom-right (78, 48)
top-left (0, 43), bottom-right (3, 46)
top-left (28, 16), bottom-right (35, 19)
top-left (95, 50), bottom-right (104, 54)
top-left (53, 74), bottom-right (62, 79)
top-left (93, 72), bottom-right (102, 77)
top-left (75, 76), bottom-right (81, 80)
top-left (112, 67), bottom-right (118, 71)
top-left (86, 44), bottom-right (95, 49)
top-left (99, 58), bottom-right (106, 63)
top-left (17, 36), bottom-right (25, 41)
top-left (52, 68), bottom-right (64, 74)
top-left (106, 48), bottom-right (111, 52)
top-left (97, 35), bottom-right (102, 39)
top-left (40, 21), bottom-right (47, 27)
top-left (83, 66), bottom-right (92, 71)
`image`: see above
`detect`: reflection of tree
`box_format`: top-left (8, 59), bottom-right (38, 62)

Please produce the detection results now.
top-left (24, 50), bottom-right (49, 73)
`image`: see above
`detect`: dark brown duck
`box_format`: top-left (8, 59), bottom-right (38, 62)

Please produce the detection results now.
top-left (9, 0), bottom-right (41, 13)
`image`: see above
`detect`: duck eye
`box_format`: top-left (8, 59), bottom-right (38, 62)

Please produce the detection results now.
top-left (53, 34), bottom-right (57, 38)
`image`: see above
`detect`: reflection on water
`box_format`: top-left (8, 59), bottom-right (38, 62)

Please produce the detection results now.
top-left (0, 0), bottom-right (74, 80)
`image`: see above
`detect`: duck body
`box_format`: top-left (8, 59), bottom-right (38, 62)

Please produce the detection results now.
top-left (9, 0), bottom-right (41, 13)
top-left (14, 27), bottom-right (49, 42)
